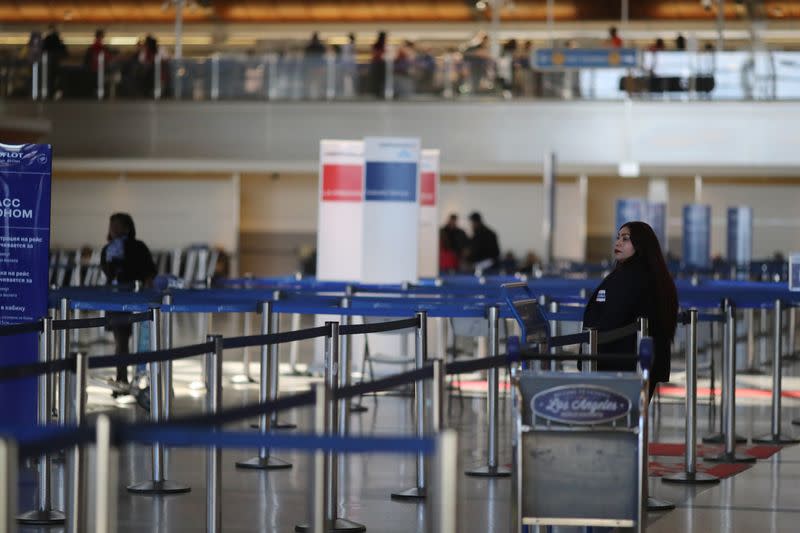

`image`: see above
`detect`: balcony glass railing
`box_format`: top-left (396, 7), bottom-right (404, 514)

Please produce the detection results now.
top-left (3, 50), bottom-right (800, 102)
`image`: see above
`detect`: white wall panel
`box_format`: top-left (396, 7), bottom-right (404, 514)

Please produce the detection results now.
top-left (51, 175), bottom-right (238, 252)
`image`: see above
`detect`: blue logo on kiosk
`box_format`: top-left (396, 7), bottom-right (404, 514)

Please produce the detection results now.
top-left (532, 385), bottom-right (631, 425)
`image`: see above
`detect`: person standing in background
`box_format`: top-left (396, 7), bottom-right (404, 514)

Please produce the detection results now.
top-left (42, 25), bottom-right (68, 98)
top-left (440, 214), bottom-right (468, 273)
top-left (100, 213), bottom-right (156, 386)
top-left (467, 211), bottom-right (500, 272)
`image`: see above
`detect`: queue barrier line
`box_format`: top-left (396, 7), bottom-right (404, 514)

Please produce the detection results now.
top-left (548, 331), bottom-right (590, 349)
top-left (117, 427), bottom-right (436, 455)
top-left (678, 311), bottom-right (725, 325)
top-left (221, 325), bottom-right (330, 350)
top-left (4, 422), bottom-right (435, 461)
top-left (0, 357), bottom-right (74, 383)
top-left (1, 332), bottom-right (646, 461)
top-left (597, 323), bottom-right (640, 345)
top-left (0, 310), bottom-right (153, 338)
top-left (339, 317), bottom-right (420, 336)
top-left (152, 390), bottom-right (317, 429)
top-left (52, 311), bottom-right (153, 331)
top-left (0, 320), bottom-right (43, 337)
top-left (88, 341), bottom-right (216, 370)
top-left (335, 367), bottom-right (432, 400)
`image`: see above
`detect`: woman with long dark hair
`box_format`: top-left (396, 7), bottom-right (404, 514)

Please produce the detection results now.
top-left (582, 221), bottom-right (678, 398)
top-left (101, 213), bottom-right (156, 386)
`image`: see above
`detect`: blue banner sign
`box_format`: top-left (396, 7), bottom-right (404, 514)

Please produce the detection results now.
top-left (532, 385), bottom-right (631, 425)
top-left (683, 204), bottom-right (711, 268)
top-left (0, 143), bottom-right (52, 426)
top-left (790, 253), bottom-right (800, 292)
top-left (647, 202), bottom-right (667, 251)
top-left (364, 161), bottom-right (417, 202)
top-left (727, 206), bottom-right (752, 266)
top-left (615, 198), bottom-right (668, 251)
top-left (615, 198), bottom-right (646, 233)
top-left (533, 48), bottom-right (639, 70)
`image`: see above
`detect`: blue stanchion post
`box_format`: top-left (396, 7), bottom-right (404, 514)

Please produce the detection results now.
top-left (393, 311), bottom-right (433, 498)
top-left (231, 299), bottom-right (255, 384)
top-left (58, 298), bottom-right (69, 428)
top-left (583, 328), bottom-right (598, 373)
top-left (94, 415), bottom-right (117, 533)
top-left (429, 430), bottom-right (458, 533)
top-left (548, 300), bottom-right (559, 371)
top-left (18, 316), bottom-right (65, 525)
top-left (663, 309), bottom-right (719, 485)
top-left (466, 305), bottom-right (510, 478)
top-left (638, 319), bottom-right (677, 512)
top-left (128, 308), bottom-right (192, 494)
top-left (67, 353), bottom-right (88, 533)
top-left (207, 335), bottom-right (223, 533)
top-left (342, 290), bottom-right (367, 414)
top-left (270, 290), bottom-right (297, 429)
top-left (162, 294), bottom-right (175, 420)
top-left (0, 437), bottom-right (18, 533)
top-left (236, 300), bottom-right (292, 470)
top-left (296, 324), bottom-right (365, 533)
top-left (706, 302), bottom-right (756, 464)
top-left (754, 299), bottom-right (799, 445)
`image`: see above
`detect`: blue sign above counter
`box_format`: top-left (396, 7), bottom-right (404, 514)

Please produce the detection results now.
top-left (533, 48), bottom-right (640, 70)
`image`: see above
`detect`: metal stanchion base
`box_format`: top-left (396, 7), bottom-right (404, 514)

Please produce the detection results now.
top-left (704, 451), bottom-right (757, 463)
top-left (17, 509), bottom-right (66, 524)
top-left (127, 480), bottom-right (192, 494)
top-left (647, 497), bottom-right (676, 511)
top-left (230, 374), bottom-right (256, 384)
top-left (390, 486), bottom-right (426, 500)
top-left (662, 471), bottom-right (720, 485)
top-left (702, 432), bottom-right (747, 444)
top-left (235, 456), bottom-right (292, 470)
top-left (753, 433), bottom-right (800, 445)
top-left (350, 403), bottom-right (368, 413)
top-left (295, 518), bottom-right (367, 533)
top-left (465, 465), bottom-right (511, 478)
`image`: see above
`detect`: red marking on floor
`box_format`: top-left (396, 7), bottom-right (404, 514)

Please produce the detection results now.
top-left (659, 385), bottom-right (800, 399)
top-left (649, 442), bottom-right (785, 459)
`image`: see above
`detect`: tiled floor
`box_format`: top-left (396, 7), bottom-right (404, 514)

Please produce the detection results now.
top-left (15, 313), bottom-right (800, 532)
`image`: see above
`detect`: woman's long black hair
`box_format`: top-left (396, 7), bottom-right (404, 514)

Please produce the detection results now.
top-left (620, 221), bottom-right (678, 342)
top-left (110, 212), bottom-right (136, 240)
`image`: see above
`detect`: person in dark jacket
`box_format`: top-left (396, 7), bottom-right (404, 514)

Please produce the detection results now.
top-left (467, 211), bottom-right (500, 270)
top-left (582, 221), bottom-right (678, 399)
top-left (100, 213), bottom-right (156, 384)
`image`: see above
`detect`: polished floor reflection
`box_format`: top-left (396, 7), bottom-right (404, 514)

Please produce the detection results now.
top-left (16, 313), bottom-right (800, 532)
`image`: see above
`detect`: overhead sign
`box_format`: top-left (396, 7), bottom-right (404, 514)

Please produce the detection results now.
top-left (683, 204), bottom-right (711, 268)
top-left (321, 163), bottom-right (362, 202)
top-left (790, 253), bottom-right (800, 292)
top-left (727, 206), bottom-right (753, 266)
top-left (316, 139), bottom-right (364, 281)
top-left (362, 137), bottom-right (421, 284)
top-left (532, 385), bottom-right (631, 425)
top-left (418, 149), bottom-right (440, 278)
top-left (0, 143), bottom-right (52, 426)
top-left (533, 48), bottom-right (639, 70)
